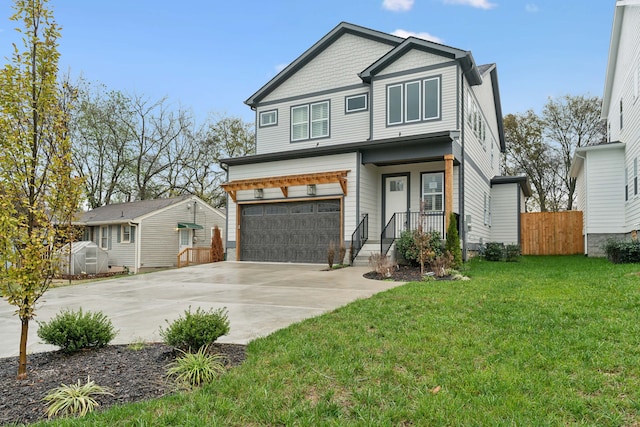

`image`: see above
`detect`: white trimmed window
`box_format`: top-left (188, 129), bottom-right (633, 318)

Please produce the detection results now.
top-left (422, 172), bottom-right (444, 212)
top-left (100, 226), bottom-right (108, 249)
top-left (291, 101), bottom-right (329, 141)
top-left (121, 225), bottom-right (131, 243)
top-left (387, 76), bottom-right (441, 126)
top-left (259, 110), bottom-right (277, 127)
top-left (345, 94), bottom-right (367, 113)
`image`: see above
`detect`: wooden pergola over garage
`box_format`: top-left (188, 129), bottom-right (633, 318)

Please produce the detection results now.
top-left (221, 170), bottom-right (350, 263)
top-left (221, 170), bottom-right (349, 202)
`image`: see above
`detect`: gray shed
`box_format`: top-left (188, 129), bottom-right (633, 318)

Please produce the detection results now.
top-left (59, 241), bottom-right (109, 275)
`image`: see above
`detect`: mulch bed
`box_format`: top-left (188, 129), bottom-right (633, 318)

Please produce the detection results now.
top-left (363, 264), bottom-right (426, 282)
top-left (0, 342), bottom-right (246, 425)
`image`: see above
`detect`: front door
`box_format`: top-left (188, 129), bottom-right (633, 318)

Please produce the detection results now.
top-left (179, 229), bottom-right (192, 253)
top-left (383, 174), bottom-right (408, 231)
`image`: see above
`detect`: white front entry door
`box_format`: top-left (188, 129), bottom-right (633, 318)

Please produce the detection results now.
top-left (179, 229), bottom-right (192, 253)
top-left (384, 175), bottom-right (408, 229)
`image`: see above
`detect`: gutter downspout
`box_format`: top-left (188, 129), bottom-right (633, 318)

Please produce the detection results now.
top-left (460, 69), bottom-right (468, 261)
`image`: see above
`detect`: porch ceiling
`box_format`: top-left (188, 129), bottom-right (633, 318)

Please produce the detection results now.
top-left (361, 135), bottom-right (460, 166)
top-left (221, 170), bottom-right (350, 202)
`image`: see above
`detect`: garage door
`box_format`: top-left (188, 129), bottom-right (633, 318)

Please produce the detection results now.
top-left (240, 200), bottom-right (341, 263)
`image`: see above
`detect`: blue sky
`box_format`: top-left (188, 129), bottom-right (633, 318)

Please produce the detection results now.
top-left (0, 0), bottom-right (614, 125)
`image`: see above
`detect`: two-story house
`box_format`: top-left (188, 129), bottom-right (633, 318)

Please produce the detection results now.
top-left (221, 22), bottom-right (530, 264)
top-left (570, 1), bottom-right (640, 256)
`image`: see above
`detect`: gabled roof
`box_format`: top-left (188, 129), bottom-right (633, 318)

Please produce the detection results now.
top-left (79, 196), bottom-right (195, 224)
top-left (359, 36), bottom-right (482, 86)
top-left (244, 22), bottom-right (402, 108)
top-left (602, 0), bottom-right (640, 118)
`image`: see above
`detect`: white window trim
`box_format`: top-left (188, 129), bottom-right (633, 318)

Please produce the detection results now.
top-left (100, 226), bottom-right (108, 249)
top-left (291, 104), bottom-right (309, 141)
top-left (121, 224), bottom-right (131, 244)
top-left (345, 93), bottom-right (368, 113)
top-left (259, 110), bottom-right (278, 127)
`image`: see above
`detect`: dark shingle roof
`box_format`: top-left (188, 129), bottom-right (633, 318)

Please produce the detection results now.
top-left (79, 196), bottom-right (192, 224)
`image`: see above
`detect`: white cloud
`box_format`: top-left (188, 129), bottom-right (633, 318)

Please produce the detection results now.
top-left (392, 29), bottom-right (444, 44)
top-left (525, 3), bottom-right (539, 13)
top-left (382, 0), bottom-right (415, 12)
top-left (443, 0), bottom-right (497, 10)
top-left (275, 63), bottom-right (288, 73)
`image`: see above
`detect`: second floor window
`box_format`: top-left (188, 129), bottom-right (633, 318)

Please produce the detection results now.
top-left (387, 76), bottom-right (441, 126)
top-left (291, 101), bottom-right (329, 141)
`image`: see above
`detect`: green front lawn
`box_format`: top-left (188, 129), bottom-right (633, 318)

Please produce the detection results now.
top-left (43, 256), bottom-right (640, 426)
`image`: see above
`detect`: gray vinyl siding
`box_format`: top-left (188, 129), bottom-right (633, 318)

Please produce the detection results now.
top-left (371, 62), bottom-right (458, 140)
top-left (490, 183), bottom-right (519, 244)
top-left (255, 86), bottom-right (370, 154)
top-left (106, 225), bottom-right (136, 268)
top-left (226, 153), bottom-right (359, 244)
top-left (139, 202), bottom-right (225, 269)
top-left (261, 33), bottom-right (392, 103)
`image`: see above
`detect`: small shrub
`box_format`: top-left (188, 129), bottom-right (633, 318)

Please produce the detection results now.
top-left (604, 239), bottom-right (640, 264)
top-left (37, 309), bottom-right (116, 353)
top-left (483, 242), bottom-right (504, 261)
top-left (338, 244), bottom-right (347, 265)
top-left (327, 242), bottom-right (336, 269)
top-left (368, 253), bottom-right (394, 277)
top-left (445, 213), bottom-right (462, 268)
top-left (211, 226), bottom-right (224, 262)
top-left (160, 306), bottom-right (230, 351)
top-left (166, 345), bottom-right (225, 388)
top-left (432, 252), bottom-right (454, 277)
top-left (396, 229), bottom-right (444, 266)
top-left (505, 244), bottom-right (521, 262)
top-left (43, 376), bottom-right (112, 419)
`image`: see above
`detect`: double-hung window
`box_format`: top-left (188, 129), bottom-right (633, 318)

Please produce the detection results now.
top-left (100, 226), bottom-right (109, 249)
top-left (387, 76), bottom-right (441, 126)
top-left (422, 173), bottom-right (443, 212)
top-left (121, 225), bottom-right (131, 243)
top-left (291, 101), bottom-right (329, 141)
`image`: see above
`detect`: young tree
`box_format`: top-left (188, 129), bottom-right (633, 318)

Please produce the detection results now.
top-left (445, 213), bottom-right (462, 268)
top-left (0, 0), bottom-right (82, 378)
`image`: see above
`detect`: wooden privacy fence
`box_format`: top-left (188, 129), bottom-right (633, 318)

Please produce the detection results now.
top-left (520, 211), bottom-right (584, 255)
top-left (177, 247), bottom-right (213, 268)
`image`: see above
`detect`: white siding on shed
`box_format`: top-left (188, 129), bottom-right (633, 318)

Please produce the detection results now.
top-left (490, 184), bottom-right (520, 244)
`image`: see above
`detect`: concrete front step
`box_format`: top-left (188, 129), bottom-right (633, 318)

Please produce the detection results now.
top-left (352, 241), bottom-right (395, 267)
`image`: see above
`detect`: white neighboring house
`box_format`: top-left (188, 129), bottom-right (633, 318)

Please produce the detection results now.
top-left (570, 1), bottom-right (640, 256)
top-left (78, 195), bottom-right (225, 272)
top-left (221, 22), bottom-right (530, 264)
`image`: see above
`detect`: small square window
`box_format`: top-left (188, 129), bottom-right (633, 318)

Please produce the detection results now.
top-left (259, 110), bottom-right (277, 127)
top-left (345, 94), bottom-right (367, 113)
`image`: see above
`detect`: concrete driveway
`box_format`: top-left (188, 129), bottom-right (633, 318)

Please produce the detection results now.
top-left (0, 262), bottom-right (401, 358)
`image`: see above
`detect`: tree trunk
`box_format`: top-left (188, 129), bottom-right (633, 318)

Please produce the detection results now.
top-left (18, 318), bottom-right (29, 379)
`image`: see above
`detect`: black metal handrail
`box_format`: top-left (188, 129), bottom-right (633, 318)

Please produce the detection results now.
top-left (380, 213), bottom-right (397, 256)
top-left (380, 211), bottom-right (448, 256)
top-left (350, 214), bottom-right (368, 264)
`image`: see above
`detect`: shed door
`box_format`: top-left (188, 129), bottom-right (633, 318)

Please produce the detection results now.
top-left (240, 200), bottom-right (340, 263)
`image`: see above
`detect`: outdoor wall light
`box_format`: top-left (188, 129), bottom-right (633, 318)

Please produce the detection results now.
top-left (307, 184), bottom-right (317, 196)
top-left (254, 188), bottom-right (264, 199)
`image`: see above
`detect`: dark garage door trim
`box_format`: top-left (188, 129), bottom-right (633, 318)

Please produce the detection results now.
top-left (237, 197), bottom-right (343, 263)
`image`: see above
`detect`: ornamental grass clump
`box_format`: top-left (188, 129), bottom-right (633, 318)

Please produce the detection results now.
top-left (166, 345), bottom-right (226, 388)
top-left (37, 308), bottom-right (116, 353)
top-left (43, 376), bottom-right (112, 419)
top-left (160, 306), bottom-right (230, 351)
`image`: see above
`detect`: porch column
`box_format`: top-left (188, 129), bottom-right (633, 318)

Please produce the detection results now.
top-left (444, 154), bottom-right (454, 229)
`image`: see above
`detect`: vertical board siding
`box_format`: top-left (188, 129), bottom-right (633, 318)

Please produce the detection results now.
top-left (490, 184), bottom-right (519, 244)
top-left (521, 211), bottom-right (584, 255)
